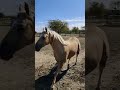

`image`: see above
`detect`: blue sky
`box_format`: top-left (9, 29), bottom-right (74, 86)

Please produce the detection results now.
top-left (35, 0), bottom-right (85, 32)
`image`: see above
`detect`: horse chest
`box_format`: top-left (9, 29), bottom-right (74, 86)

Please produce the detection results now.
top-left (53, 49), bottom-right (66, 62)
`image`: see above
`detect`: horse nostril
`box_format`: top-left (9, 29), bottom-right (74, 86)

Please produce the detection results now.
top-left (35, 44), bottom-right (43, 51)
top-left (35, 45), bottom-right (40, 51)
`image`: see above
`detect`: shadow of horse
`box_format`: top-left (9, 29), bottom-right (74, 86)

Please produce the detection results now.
top-left (35, 65), bottom-right (69, 90)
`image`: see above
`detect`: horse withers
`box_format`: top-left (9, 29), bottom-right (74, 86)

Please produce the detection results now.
top-left (0, 2), bottom-right (34, 60)
top-left (35, 27), bottom-right (81, 88)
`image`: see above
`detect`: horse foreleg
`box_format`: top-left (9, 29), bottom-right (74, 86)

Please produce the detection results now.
top-left (51, 62), bottom-right (64, 89)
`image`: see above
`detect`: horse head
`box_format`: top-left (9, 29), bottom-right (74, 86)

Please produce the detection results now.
top-left (35, 27), bottom-right (54, 51)
top-left (0, 2), bottom-right (34, 60)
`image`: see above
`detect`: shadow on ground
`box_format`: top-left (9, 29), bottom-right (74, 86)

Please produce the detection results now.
top-left (35, 65), bottom-right (69, 90)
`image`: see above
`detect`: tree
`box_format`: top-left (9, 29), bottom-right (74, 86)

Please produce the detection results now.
top-left (86, 2), bottom-right (106, 19)
top-left (110, 1), bottom-right (120, 10)
top-left (71, 27), bottom-right (79, 34)
top-left (48, 19), bottom-right (69, 33)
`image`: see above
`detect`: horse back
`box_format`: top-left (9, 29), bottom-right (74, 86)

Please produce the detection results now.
top-left (66, 37), bottom-right (81, 59)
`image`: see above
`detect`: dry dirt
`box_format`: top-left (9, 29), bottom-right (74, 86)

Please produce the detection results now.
top-left (0, 26), bottom-right (35, 90)
top-left (0, 44), bottom-right (35, 90)
top-left (35, 35), bottom-right (85, 90)
top-left (1, 26), bottom-right (120, 90)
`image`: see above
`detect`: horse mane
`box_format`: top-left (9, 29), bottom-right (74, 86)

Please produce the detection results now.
top-left (48, 30), bottom-right (66, 45)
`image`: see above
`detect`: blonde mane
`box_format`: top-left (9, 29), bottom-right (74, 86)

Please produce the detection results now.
top-left (48, 30), bottom-right (66, 45)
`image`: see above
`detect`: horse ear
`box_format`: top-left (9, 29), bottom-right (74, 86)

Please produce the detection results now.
top-left (45, 27), bottom-right (47, 32)
top-left (24, 2), bottom-right (30, 15)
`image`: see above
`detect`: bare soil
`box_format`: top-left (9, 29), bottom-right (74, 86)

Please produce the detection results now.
top-left (1, 26), bottom-right (120, 90)
top-left (35, 35), bottom-right (85, 90)
top-left (0, 26), bottom-right (35, 90)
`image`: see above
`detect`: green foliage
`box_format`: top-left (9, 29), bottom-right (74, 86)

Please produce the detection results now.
top-left (110, 1), bottom-right (120, 10)
top-left (71, 27), bottom-right (80, 34)
top-left (86, 2), bottom-right (106, 19)
top-left (48, 19), bottom-right (69, 33)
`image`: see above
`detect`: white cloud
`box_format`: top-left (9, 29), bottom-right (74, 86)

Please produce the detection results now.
top-left (36, 21), bottom-right (47, 24)
top-left (63, 17), bottom-right (85, 30)
top-left (63, 17), bottom-right (85, 23)
top-left (35, 17), bottom-right (85, 32)
top-left (69, 22), bottom-right (85, 30)
top-left (35, 25), bottom-right (44, 32)
top-left (35, 23), bottom-right (48, 32)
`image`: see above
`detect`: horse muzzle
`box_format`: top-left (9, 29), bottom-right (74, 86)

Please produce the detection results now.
top-left (35, 44), bottom-right (43, 51)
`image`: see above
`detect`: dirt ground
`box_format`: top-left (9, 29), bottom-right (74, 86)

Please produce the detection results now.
top-left (0, 26), bottom-right (35, 90)
top-left (1, 26), bottom-right (120, 90)
top-left (35, 35), bottom-right (85, 90)
top-left (0, 45), bottom-right (35, 90)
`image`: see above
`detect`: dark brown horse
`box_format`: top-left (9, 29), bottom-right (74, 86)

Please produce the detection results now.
top-left (86, 23), bottom-right (109, 90)
top-left (0, 2), bottom-right (34, 60)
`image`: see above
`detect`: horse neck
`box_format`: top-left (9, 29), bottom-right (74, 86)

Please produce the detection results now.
top-left (50, 33), bottom-right (65, 51)
top-left (50, 40), bottom-right (64, 53)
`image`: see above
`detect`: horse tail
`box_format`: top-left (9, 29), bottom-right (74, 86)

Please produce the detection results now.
top-left (77, 43), bottom-right (80, 55)
top-left (100, 31), bottom-right (109, 67)
top-left (100, 42), bottom-right (108, 68)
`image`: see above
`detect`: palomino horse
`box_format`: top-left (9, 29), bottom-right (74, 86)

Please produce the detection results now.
top-left (35, 27), bottom-right (81, 88)
top-left (86, 23), bottom-right (109, 90)
top-left (0, 2), bottom-right (34, 60)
